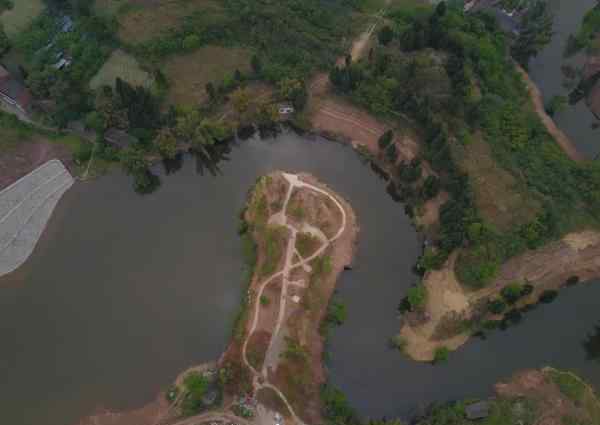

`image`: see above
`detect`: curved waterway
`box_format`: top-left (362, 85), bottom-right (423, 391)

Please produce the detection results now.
top-left (528, 0), bottom-right (600, 158)
top-left (1, 132), bottom-right (600, 425)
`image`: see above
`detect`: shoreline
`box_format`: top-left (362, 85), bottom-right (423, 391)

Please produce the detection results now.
top-left (399, 230), bottom-right (600, 361)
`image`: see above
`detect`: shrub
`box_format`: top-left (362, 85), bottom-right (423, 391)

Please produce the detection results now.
top-left (539, 290), bottom-right (558, 304)
top-left (407, 284), bottom-right (427, 311)
top-left (566, 276), bottom-right (580, 286)
top-left (386, 143), bottom-right (398, 162)
top-left (422, 175), bottom-right (440, 200)
top-left (390, 335), bottom-right (407, 352)
top-left (378, 129), bottom-right (393, 150)
top-left (260, 295), bottom-right (270, 306)
top-left (488, 299), bottom-right (507, 314)
top-left (326, 301), bottom-right (347, 326)
top-left (501, 283), bottom-right (524, 304)
top-left (433, 346), bottom-right (450, 364)
top-left (522, 283), bottom-right (534, 296)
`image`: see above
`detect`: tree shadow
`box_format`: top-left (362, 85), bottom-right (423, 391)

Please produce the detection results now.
top-left (583, 322), bottom-right (600, 362)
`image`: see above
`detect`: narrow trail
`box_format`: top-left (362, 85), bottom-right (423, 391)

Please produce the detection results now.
top-left (240, 173), bottom-right (348, 425)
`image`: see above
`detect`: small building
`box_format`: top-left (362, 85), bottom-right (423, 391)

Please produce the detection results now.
top-left (104, 128), bottom-right (138, 150)
top-left (278, 104), bottom-right (295, 115)
top-left (0, 65), bottom-right (32, 114)
top-left (53, 57), bottom-right (72, 70)
top-left (465, 401), bottom-right (491, 420)
top-left (60, 16), bottom-right (74, 33)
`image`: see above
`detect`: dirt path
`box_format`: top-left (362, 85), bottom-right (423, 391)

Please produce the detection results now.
top-left (241, 172), bottom-right (348, 425)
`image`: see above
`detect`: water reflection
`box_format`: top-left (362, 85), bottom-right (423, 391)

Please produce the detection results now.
top-left (583, 323), bottom-right (600, 362)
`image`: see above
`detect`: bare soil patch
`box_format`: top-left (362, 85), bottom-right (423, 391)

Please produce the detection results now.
top-left (0, 137), bottom-right (76, 190)
top-left (75, 394), bottom-right (170, 425)
top-left (246, 330), bottom-right (272, 371)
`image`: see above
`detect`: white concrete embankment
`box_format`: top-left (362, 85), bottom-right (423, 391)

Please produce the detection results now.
top-left (0, 160), bottom-right (74, 277)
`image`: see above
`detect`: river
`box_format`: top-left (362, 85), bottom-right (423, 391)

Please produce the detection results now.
top-left (1, 130), bottom-right (600, 425)
top-left (528, 0), bottom-right (600, 158)
top-left (3, 3), bottom-right (600, 424)
top-left (0, 132), bottom-right (420, 425)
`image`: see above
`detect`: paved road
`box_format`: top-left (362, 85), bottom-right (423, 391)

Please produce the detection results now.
top-left (0, 160), bottom-right (74, 277)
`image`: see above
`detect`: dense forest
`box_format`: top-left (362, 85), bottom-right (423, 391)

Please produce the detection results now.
top-left (330, 1), bottom-right (600, 289)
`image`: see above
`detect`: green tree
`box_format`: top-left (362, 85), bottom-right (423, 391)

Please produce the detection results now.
top-left (251, 54), bottom-right (262, 75)
top-left (378, 129), bottom-right (393, 150)
top-left (545, 95), bottom-right (567, 116)
top-left (205, 82), bottom-right (217, 102)
top-left (386, 143), bottom-right (398, 162)
top-left (433, 346), bottom-right (450, 364)
top-left (511, 0), bottom-right (554, 68)
top-left (501, 282), bottom-right (524, 304)
top-left (154, 127), bottom-right (178, 160)
top-left (422, 175), bottom-right (440, 200)
top-left (0, 22), bottom-right (10, 56)
top-left (232, 87), bottom-right (251, 117)
top-left (378, 25), bottom-right (394, 46)
top-left (407, 284), bottom-right (427, 311)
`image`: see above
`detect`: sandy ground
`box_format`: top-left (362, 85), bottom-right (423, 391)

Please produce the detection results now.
top-left (516, 64), bottom-right (585, 162)
top-left (400, 230), bottom-right (600, 361)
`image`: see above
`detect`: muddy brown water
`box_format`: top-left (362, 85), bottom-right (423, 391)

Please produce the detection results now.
top-left (2, 131), bottom-right (600, 425)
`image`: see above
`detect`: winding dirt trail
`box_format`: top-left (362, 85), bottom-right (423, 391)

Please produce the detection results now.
top-left (241, 173), bottom-right (348, 425)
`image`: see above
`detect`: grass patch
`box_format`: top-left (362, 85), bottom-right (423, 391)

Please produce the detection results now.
top-left (116, 0), bottom-right (225, 45)
top-left (296, 232), bottom-right (321, 258)
top-left (260, 225), bottom-right (287, 277)
top-left (163, 46), bottom-right (252, 107)
top-left (548, 369), bottom-right (588, 405)
top-left (90, 49), bottom-right (153, 90)
top-left (0, 110), bottom-right (84, 153)
top-left (456, 136), bottom-right (541, 232)
top-left (0, 0), bottom-right (43, 38)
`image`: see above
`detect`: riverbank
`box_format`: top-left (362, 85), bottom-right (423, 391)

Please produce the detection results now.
top-left (412, 367), bottom-right (600, 425)
top-left (399, 230), bottom-right (600, 361)
top-left (516, 64), bottom-right (586, 162)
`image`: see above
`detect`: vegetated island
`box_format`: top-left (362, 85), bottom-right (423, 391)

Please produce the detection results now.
top-left (220, 171), bottom-right (358, 425)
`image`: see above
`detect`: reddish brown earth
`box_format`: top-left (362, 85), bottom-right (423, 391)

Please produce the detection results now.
top-left (0, 139), bottom-right (74, 190)
top-left (76, 395), bottom-right (171, 425)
